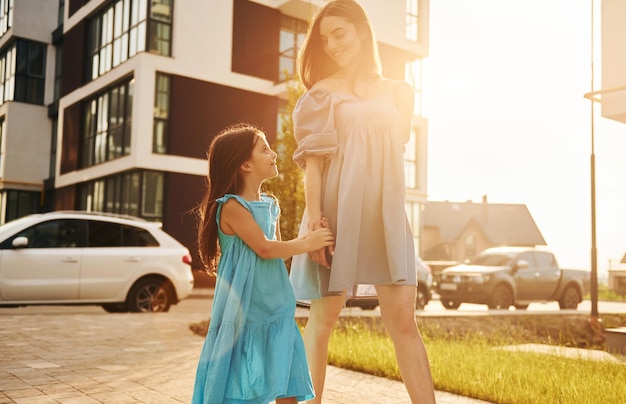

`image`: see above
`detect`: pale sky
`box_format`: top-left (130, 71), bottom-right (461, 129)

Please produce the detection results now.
top-left (423, 0), bottom-right (626, 276)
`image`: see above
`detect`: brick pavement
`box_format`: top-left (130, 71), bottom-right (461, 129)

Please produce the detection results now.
top-left (0, 300), bottom-right (489, 404)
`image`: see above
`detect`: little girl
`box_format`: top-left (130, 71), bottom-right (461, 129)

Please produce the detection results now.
top-left (192, 123), bottom-right (334, 404)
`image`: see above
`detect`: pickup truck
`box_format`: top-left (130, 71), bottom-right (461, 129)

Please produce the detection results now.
top-left (435, 246), bottom-right (590, 310)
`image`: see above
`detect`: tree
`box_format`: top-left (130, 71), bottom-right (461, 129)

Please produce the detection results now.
top-left (265, 79), bottom-right (306, 257)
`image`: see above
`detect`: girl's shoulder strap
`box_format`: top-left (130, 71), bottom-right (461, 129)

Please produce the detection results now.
top-left (215, 194), bottom-right (252, 212)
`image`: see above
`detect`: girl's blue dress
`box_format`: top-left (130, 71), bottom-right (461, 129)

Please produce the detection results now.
top-left (192, 194), bottom-right (314, 404)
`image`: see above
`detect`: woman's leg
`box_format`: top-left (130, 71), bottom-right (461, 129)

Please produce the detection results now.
top-left (376, 284), bottom-right (436, 404)
top-left (302, 294), bottom-right (345, 404)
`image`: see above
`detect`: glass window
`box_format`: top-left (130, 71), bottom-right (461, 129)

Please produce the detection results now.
top-left (0, 39), bottom-right (45, 106)
top-left (123, 225), bottom-right (158, 246)
top-left (49, 117), bottom-right (58, 178)
top-left (88, 220), bottom-right (122, 247)
top-left (153, 73), bottom-right (170, 153)
top-left (279, 15), bottom-right (307, 82)
top-left (77, 170), bottom-right (162, 221)
top-left (53, 45), bottom-right (63, 101)
top-left (0, 44), bottom-right (15, 103)
top-left (534, 252), bottom-right (556, 269)
top-left (0, 117), bottom-right (4, 177)
top-left (57, 0), bottom-right (65, 27)
top-left (0, 0), bottom-right (13, 39)
top-left (464, 235), bottom-right (476, 259)
top-left (517, 252), bottom-right (536, 269)
top-left (405, 59), bottom-right (422, 116)
top-left (88, 0), bottom-right (170, 80)
top-left (81, 78), bottom-right (133, 168)
top-left (142, 171), bottom-right (163, 218)
top-left (121, 171), bottom-right (140, 216)
top-left (4, 190), bottom-right (39, 223)
top-left (18, 220), bottom-right (80, 249)
top-left (406, 0), bottom-right (419, 42)
top-left (148, 0), bottom-right (172, 56)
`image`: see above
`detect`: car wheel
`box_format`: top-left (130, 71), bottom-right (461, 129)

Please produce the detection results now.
top-left (101, 303), bottom-right (129, 313)
top-left (127, 277), bottom-right (174, 313)
top-left (514, 304), bottom-right (529, 310)
top-left (416, 285), bottom-right (429, 310)
top-left (558, 286), bottom-right (580, 310)
top-left (441, 298), bottom-right (461, 310)
top-left (488, 285), bottom-right (513, 309)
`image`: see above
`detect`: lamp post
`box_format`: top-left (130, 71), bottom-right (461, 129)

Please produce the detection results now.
top-left (583, 0), bottom-right (600, 331)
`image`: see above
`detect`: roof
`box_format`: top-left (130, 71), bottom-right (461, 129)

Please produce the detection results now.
top-left (423, 200), bottom-right (547, 246)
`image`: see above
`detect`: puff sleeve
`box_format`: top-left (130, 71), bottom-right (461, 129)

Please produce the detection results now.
top-left (292, 88), bottom-right (338, 169)
top-left (392, 81), bottom-right (415, 144)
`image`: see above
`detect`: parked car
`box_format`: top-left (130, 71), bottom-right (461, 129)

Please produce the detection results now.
top-left (345, 257), bottom-right (433, 310)
top-left (0, 211), bottom-right (194, 313)
top-left (435, 246), bottom-right (590, 310)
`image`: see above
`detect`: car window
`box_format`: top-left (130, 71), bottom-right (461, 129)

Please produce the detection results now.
top-left (88, 221), bottom-right (123, 247)
top-left (87, 220), bottom-right (159, 247)
top-left (469, 253), bottom-right (512, 266)
top-left (122, 225), bottom-right (159, 247)
top-left (13, 220), bottom-right (80, 248)
top-left (533, 252), bottom-right (555, 269)
top-left (516, 252), bottom-right (536, 269)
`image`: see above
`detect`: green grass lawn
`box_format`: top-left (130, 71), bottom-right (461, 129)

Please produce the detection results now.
top-left (190, 313), bottom-right (626, 403)
top-left (299, 315), bottom-right (626, 404)
top-left (586, 284), bottom-right (626, 302)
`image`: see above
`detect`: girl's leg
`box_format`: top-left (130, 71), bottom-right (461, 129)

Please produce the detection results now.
top-left (302, 294), bottom-right (345, 404)
top-left (375, 284), bottom-right (436, 404)
top-left (275, 397), bottom-right (297, 404)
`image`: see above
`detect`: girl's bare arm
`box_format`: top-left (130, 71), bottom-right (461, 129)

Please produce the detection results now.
top-left (220, 199), bottom-right (334, 260)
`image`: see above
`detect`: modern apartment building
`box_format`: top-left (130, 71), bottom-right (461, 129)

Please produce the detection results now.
top-left (0, 0), bottom-right (429, 268)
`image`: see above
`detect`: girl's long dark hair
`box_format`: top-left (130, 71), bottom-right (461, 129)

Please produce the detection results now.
top-left (196, 123), bottom-right (261, 274)
top-left (298, 0), bottom-right (381, 89)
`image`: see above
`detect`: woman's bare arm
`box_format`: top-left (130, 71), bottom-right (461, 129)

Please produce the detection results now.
top-left (303, 155), bottom-right (331, 267)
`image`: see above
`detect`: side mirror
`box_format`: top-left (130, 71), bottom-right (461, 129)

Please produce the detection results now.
top-left (516, 259), bottom-right (529, 270)
top-left (12, 236), bottom-right (28, 248)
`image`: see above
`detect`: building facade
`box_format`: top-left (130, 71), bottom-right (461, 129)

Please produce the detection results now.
top-left (0, 0), bottom-right (429, 269)
top-left (598, 0), bottom-right (626, 293)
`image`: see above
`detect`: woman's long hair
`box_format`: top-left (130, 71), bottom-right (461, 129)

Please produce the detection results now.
top-left (196, 123), bottom-right (261, 273)
top-left (298, 0), bottom-right (381, 89)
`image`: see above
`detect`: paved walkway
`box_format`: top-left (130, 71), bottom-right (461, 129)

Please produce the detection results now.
top-left (0, 296), bottom-right (490, 403)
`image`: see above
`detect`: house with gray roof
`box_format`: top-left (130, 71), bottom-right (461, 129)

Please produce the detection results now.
top-left (421, 196), bottom-right (546, 263)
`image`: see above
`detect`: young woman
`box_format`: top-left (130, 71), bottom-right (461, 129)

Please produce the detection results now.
top-left (192, 123), bottom-right (334, 404)
top-left (289, 1), bottom-right (437, 403)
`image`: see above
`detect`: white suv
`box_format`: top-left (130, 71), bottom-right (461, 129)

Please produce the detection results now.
top-left (0, 211), bottom-right (194, 313)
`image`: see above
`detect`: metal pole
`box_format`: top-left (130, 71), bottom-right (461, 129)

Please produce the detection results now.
top-left (590, 0), bottom-right (599, 320)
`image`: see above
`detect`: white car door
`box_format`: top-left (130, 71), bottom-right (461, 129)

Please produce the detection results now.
top-left (0, 220), bottom-right (81, 302)
top-left (79, 220), bottom-right (144, 300)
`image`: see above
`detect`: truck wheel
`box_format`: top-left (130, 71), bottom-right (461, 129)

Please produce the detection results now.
top-left (441, 299), bottom-right (461, 310)
top-left (488, 286), bottom-right (513, 309)
top-left (558, 286), bottom-right (580, 309)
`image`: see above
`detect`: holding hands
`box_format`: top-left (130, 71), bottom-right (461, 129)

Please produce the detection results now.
top-left (307, 214), bottom-right (334, 268)
top-left (300, 225), bottom-right (334, 255)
